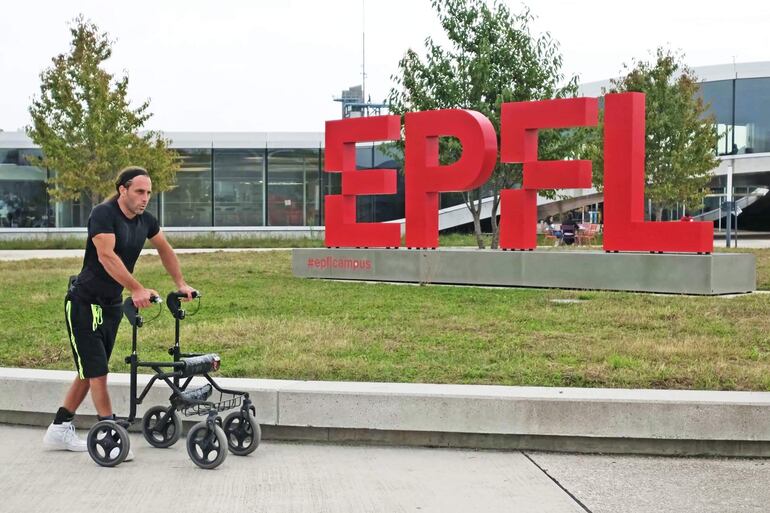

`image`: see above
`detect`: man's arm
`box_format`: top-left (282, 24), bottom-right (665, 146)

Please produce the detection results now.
top-left (149, 231), bottom-right (195, 300)
top-left (92, 233), bottom-right (158, 308)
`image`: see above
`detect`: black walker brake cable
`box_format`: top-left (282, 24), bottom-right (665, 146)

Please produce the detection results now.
top-left (184, 296), bottom-right (202, 317)
top-left (140, 301), bottom-right (163, 325)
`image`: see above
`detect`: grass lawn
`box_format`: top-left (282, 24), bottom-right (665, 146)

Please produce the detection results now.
top-left (2, 249), bottom-right (769, 391)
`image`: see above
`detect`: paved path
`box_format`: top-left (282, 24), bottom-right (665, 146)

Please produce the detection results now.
top-left (0, 247), bottom-right (290, 261)
top-left (531, 451), bottom-right (769, 513)
top-left (719, 238), bottom-right (770, 248)
top-left (1, 424), bottom-right (767, 513)
top-left (1, 239), bottom-right (768, 262)
top-left (1, 424), bottom-right (582, 513)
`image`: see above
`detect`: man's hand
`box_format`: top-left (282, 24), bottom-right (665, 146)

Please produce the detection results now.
top-left (178, 284), bottom-right (197, 302)
top-left (131, 288), bottom-right (160, 309)
top-left (149, 232), bottom-right (195, 302)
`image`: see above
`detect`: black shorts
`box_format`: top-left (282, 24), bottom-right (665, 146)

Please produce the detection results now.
top-left (64, 295), bottom-right (122, 379)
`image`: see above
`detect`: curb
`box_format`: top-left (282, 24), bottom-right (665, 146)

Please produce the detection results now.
top-left (3, 367), bottom-right (770, 456)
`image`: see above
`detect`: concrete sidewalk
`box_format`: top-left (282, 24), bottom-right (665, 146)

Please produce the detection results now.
top-left (2, 423), bottom-right (767, 513)
top-left (1, 424), bottom-right (585, 513)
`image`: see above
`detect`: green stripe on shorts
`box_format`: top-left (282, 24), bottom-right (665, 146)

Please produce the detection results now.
top-left (65, 300), bottom-right (85, 380)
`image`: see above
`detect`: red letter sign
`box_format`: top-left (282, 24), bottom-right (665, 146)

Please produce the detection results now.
top-left (404, 109), bottom-right (497, 248)
top-left (324, 115), bottom-right (401, 247)
top-left (603, 93), bottom-right (713, 253)
top-left (498, 97), bottom-right (599, 250)
top-left (324, 95), bottom-right (713, 253)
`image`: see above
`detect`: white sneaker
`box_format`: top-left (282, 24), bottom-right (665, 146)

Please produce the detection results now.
top-left (43, 421), bottom-right (87, 452)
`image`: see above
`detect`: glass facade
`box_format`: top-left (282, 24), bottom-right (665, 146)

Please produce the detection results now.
top-left (735, 78), bottom-right (770, 154)
top-left (214, 149), bottom-right (263, 226)
top-left (267, 149), bottom-right (319, 226)
top-left (700, 77), bottom-right (770, 155)
top-left (0, 148), bottom-right (51, 227)
top-left (163, 149), bottom-right (212, 227)
top-left (699, 80), bottom-right (734, 156)
top-left (0, 144), bottom-right (325, 228)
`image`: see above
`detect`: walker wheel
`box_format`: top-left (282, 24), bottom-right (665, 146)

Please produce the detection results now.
top-left (87, 420), bottom-right (131, 467)
top-left (186, 421), bottom-right (227, 469)
top-left (223, 409), bottom-right (261, 456)
top-left (142, 406), bottom-right (182, 448)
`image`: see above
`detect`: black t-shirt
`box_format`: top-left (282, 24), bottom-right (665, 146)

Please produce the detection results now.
top-left (70, 199), bottom-right (160, 305)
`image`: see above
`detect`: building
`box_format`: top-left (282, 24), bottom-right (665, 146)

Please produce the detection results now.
top-left (580, 61), bottom-right (770, 229)
top-left (2, 62), bottom-right (770, 234)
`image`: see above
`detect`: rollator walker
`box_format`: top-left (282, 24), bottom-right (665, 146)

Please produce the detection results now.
top-left (86, 290), bottom-right (261, 469)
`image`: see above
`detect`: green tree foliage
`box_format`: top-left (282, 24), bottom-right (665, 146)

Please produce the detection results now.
top-left (388, 0), bottom-right (585, 248)
top-left (27, 16), bottom-right (178, 204)
top-left (589, 48), bottom-right (719, 220)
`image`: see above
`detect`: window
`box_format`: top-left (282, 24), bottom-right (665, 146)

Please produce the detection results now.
top-left (735, 78), bottom-right (770, 154)
top-left (0, 148), bottom-right (50, 227)
top-left (213, 149), bottom-right (264, 226)
top-left (267, 149), bottom-right (319, 226)
top-left (162, 149), bottom-right (212, 226)
top-left (699, 80), bottom-right (734, 156)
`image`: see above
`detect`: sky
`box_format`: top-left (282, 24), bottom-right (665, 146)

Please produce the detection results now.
top-left (1, 0), bottom-right (768, 133)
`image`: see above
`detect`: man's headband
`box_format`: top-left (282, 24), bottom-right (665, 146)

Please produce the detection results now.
top-left (115, 168), bottom-right (149, 192)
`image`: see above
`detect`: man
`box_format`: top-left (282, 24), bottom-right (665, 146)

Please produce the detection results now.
top-left (43, 167), bottom-right (196, 453)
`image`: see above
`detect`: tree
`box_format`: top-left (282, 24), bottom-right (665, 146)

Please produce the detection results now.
top-left (27, 15), bottom-right (178, 206)
top-left (589, 48), bottom-right (719, 221)
top-left (388, 0), bottom-right (585, 248)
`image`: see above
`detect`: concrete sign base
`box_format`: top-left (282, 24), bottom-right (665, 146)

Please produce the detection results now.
top-left (292, 248), bottom-right (755, 295)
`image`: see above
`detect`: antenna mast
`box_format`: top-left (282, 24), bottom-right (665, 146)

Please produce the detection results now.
top-left (362, 0), bottom-right (366, 114)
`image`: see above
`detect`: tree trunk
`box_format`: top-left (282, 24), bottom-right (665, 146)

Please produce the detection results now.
top-left (472, 210), bottom-right (484, 249)
top-left (464, 189), bottom-right (485, 249)
top-left (490, 192), bottom-right (501, 249)
top-left (656, 207), bottom-right (664, 222)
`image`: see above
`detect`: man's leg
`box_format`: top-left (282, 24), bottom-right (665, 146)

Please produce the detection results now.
top-left (89, 373), bottom-right (133, 461)
top-left (44, 298), bottom-right (98, 451)
top-left (56, 296), bottom-right (91, 422)
top-left (44, 377), bottom-right (90, 451)
top-left (88, 375), bottom-right (113, 417)
top-left (90, 303), bottom-right (123, 420)
top-left (62, 376), bottom-right (90, 413)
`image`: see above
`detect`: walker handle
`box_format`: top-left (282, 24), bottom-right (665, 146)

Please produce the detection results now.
top-left (122, 295), bottom-right (160, 312)
top-left (171, 290), bottom-right (200, 300)
top-left (122, 295), bottom-right (161, 326)
top-left (166, 290), bottom-right (200, 319)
